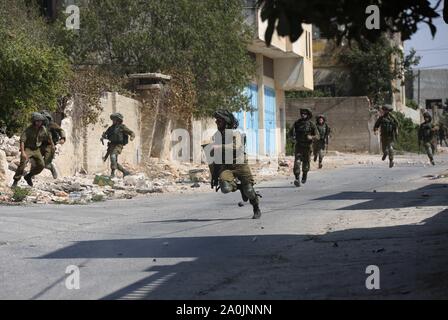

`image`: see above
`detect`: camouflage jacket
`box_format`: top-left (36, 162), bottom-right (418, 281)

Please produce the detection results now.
top-left (289, 119), bottom-right (319, 145)
top-left (20, 126), bottom-right (53, 150)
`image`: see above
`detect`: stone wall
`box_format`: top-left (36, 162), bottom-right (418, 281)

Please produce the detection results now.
top-left (54, 92), bottom-right (143, 177)
top-left (286, 96), bottom-right (381, 153)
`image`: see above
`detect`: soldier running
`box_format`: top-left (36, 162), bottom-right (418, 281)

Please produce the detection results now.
top-left (40, 111), bottom-right (66, 179)
top-left (438, 121), bottom-right (448, 147)
top-left (419, 112), bottom-right (437, 166)
top-left (288, 108), bottom-right (319, 187)
top-left (12, 112), bottom-right (54, 187)
top-left (313, 114), bottom-right (331, 169)
top-left (205, 110), bottom-right (262, 219)
top-left (374, 104), bottom-right (398, 168)
top-left (101, 113), bottom-right (135, 177)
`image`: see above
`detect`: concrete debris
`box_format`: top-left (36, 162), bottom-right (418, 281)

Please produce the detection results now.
top-left (2, 137), bottom-right (445, 205)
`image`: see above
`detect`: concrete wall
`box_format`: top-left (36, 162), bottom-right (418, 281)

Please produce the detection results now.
top-left (55, 92), bottom-right (143, 176)
top-left (286, 96), bottom-right (380, 153)
top-left (412, 69), bottom-right (448, 108)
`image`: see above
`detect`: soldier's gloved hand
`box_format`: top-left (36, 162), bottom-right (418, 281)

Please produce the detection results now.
top-left (307, 135), bottom-right (313, 141)
top-left (130, 136), bottom-right (135, 142)
top-left (59, 138), bottom-right (66, 145)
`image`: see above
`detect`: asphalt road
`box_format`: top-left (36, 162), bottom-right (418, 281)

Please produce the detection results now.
top-left (1, 156), bottom-right (448, 300)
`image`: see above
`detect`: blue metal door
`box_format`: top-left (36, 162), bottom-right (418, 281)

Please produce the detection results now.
top-left (245, 84), bottom-right (259, 156)
top-left (264, 86), bottom-right (276, 156)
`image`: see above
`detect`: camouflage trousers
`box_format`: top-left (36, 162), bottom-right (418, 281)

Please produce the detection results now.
top-left (313, 140), bottom-right (326, 163)
top-left (423, 142), bottom-right (436, 161)
top-left (293, 143), bottom-right (312, 178)
top-left (13, 148), bottom-right (45, 181)
top-left (106, 144), bottom-right (126, 172)
top-left (381, 137), bottom-right (395, 160)
top-left (219, 164), bottom-right (259, 205)
top-left (41, 144), bottom-right (56, 171)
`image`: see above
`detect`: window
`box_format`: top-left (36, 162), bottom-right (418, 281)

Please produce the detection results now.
top-left (263, 56), bottom-right (274, 78)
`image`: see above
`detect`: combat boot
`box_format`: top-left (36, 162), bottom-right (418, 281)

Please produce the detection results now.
top-left (50, 165), bottom-right (58, 179)
top-left (382, 154), bottom-right (387, 161)
top-left (252, 204), bottom-right (261, 219)
top-left (24, 174), bottom-right (33, 187)
top-left (122, 170), bottom-right (132, 177)
top-left (430, 159), bottom-right (435, 166)
top-left (319, 161), bottom-right (323, 169)
top-left (294, 176), bottom-right (301, 187)
top-left (301, 172), bottom-right (308, 184)
top-left (313, 155), bottom-right (318, 162)
top-left (11, 179), bottom-right (19, 188)
top-left (389, 160), bottom-right (394, 168)
top-left (110, 170), bottom-right (116, 178)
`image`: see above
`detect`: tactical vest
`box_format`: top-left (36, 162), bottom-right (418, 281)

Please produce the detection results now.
top-left (380, 115), bottom-right (396, 136)
top-left (316, 124), bottom-right (329, 141)
top-left (294, 120), bottom-right (314, 144)
top-left (106, 125), bottom-right (128, 145)
top-left (420, 123), bottom-right (434, 141)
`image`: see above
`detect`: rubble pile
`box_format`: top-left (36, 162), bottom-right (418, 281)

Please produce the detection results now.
top-left (0, 134), bottom-right (20, 193)
top-left (0, 146), bottom-right (214, 204)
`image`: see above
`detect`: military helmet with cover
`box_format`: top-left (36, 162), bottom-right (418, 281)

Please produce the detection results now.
top-left (31, 112), bottom-right (46, 122)
top-left (300, 108), bottom-right (313, 117)
top-left (381, 104), bottom-right (394, 112)
top-left (213, 109), bottom-right (239, 129)
top-left (110, 113), bottom-right (124, 121)
top-left (423, 112), bottom-right (432, 121)
top-left (40, 110), bottom-right (53, 126)
top-left (316, 114), bottom-right (326, 122)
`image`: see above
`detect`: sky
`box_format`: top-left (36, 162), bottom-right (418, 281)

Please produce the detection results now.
top-left (405, 0), bottom-right (448, 69)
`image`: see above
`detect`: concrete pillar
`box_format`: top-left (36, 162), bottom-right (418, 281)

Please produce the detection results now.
top-left (256, 53), bottom-right (265, 156)
top-left (130, 73), bottom-right (171, 162)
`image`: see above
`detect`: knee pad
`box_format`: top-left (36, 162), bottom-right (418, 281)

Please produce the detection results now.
top-left (220, 181), bottom-right (234, 194)
top-left (242, 184), bottom-right (257, 201)
top-left (110, 154), bottom-right (118, 169)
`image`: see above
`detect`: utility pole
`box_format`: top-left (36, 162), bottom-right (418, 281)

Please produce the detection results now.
top-left (417, 69), bottom-right (421, 108)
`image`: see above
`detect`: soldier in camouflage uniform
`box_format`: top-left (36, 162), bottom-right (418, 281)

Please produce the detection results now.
top-left (288, 108), bottom-right (319, 187)
top-left (313, 114), bottom-right (331, 169)
top-left (12, 112), bottom-right (54, 187)
top-left (206, 110), bottom-right (261, 219)
top-left (419, 112), bottom-right (437, 166)
top-left (40, 111), bottom-right (66, 179)
top-left (374, 105), bottom-right (398, 168)
top-left (101, 113), bottom-right (135, 177)
top-left (438, 121), bottom-right (448, 147)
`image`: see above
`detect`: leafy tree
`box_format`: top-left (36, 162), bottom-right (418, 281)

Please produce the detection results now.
top-left (393, 111), bottom-right (420, 153)
top-left (52, 0), bottom-right (256, 119)
top-left (257, 0), bottom-right (442, 45)
top-left (406, 99), bottom-right (419, 110)
top-left (0, 0), bottom-right (71, 135)
top-left (339, 37), bottom-right (401, 106)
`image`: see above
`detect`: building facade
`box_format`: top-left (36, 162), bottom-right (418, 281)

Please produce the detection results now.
top-left (235, 1), bottom-right (314, 158)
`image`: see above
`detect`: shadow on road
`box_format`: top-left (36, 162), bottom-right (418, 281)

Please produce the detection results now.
top-left (143, 218), bottom-right (248, 224)
top-left (37, 184), bottom-right (448, 299)
top-left (314, 184), bottom-right (448, 210)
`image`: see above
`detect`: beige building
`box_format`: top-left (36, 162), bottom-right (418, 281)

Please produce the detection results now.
top-left (235, 1), bottom-right (313, 158)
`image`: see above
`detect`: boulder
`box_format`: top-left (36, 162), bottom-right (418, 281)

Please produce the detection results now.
top-left (0, 150), bottom-right (9, 191)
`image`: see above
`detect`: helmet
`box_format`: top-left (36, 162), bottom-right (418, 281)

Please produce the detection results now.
top-left (110, 113), bottom-right (124, 121)
top-left (316, 114), bottom-right (326, 122)
top-left (213, 110), bottom-right (239, 129)
top-left (300, 108), bottom-right (313, 117)
top-left (40, 110), bottom-right (53, 123)
top-left (31, 112), bottom-right (46, 122)
top-left (423, 112), bottom-right (432, 121)
top-left (382, 104), bottom-right (393, 111)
